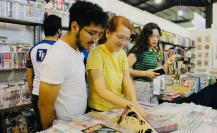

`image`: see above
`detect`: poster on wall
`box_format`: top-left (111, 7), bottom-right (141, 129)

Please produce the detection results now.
top-left (216, 45), bottom-right (217, 62)
top-left (198, 52), bottom-right (202, 58)
top-left (204, 52), bottom-right (209, 58)
top-left (213, 28), bottom-right (217, 67)
top-left (53, 0), bottom-right (65, 10)
top-left (197, 37), bottom-right (202, 43)
top-left (194, 29), bottom-right (213, 71)
top-left (205, 36), bottom-right (210, 43)
top-left (46, 0), bottom-right (65, 10)
top-left (197, 60), bottom-right (202, 67)
top-left (204, 44), bottom-right (210, 50)
top-left (216, 53), bottom-right (217, 61)
top-left (204, 60), bottom-right (209, 66)
top-left (197, 44), bottom-right (202, 50)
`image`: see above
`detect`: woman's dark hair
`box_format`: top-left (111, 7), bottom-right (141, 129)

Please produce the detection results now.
top-left (128, 22), bottom-right (161, 56)
top-left (98, 16), bottom-right (133, 44)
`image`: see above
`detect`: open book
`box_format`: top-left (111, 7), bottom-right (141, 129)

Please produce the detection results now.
top-left (81, 123), bottom-right (121, 133)
top-left (117, 105), bottom-right (157, 133)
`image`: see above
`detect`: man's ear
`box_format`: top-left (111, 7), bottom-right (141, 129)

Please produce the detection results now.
top-left (106, 29), bottom-right (110, 38)
top-left (70, 21), bottom-right (80, 34)
top-left (58, 29), bottom-right (61, 34)
top-left (57, 29), bottom-right (62, 38)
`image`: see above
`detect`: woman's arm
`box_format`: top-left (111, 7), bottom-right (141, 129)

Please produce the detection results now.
top-left (89, 69), bottom-right (148, 117)
top-left (163, 55), bottom-right (176, 72)
top-left (89, 69), bottom-right (132, 108)
top-left (128, 53), bottom-right (159, 79)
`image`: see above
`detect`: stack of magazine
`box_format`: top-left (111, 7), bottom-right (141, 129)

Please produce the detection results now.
top-left (50, 105), bottom-right (178, 133)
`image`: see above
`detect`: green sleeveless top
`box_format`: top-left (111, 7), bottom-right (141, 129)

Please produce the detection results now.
top-left (133, 50), bottom-right (159, 82)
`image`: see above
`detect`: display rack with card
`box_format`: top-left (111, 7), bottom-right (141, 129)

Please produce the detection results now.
top-left (0, 0), bottom-right (45, 132)
top-left (159, 30), bottom-right (196, 74)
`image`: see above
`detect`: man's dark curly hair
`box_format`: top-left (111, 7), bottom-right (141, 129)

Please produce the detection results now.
top-left (43, 15), bottom-right (62, 36)
top-left (128, 22), bottom-right (161, 56)
top-left (68, 1), bottom-right (108, 30)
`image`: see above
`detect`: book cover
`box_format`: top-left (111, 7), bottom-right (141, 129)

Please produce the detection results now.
top-left (0, 53), bottom-right (3, 69)
top-left (117, 105), bottom-right (157, 133)
top-left (3, 53), bottom-right (12, 69)
top-left (17, 53), bottom-right (26, 68)
top-left (146, 114), bottom-right (178, 133)
top-left (179, 77), bottom-right (200, 93)
top-left (82, 123), bottom-right (121, 133)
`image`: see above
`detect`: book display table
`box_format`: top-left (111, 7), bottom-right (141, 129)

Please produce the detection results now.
top-left (41, 102), bottom-right (217, 133)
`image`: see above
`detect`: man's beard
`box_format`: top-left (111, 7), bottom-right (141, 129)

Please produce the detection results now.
top-left (76, 31), bottom-right (95, 51)
top-left (76, 32), bottom-right (83, 50)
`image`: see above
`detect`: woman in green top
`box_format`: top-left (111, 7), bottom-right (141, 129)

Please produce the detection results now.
top-left (128, 23), bottom-right (175, 104)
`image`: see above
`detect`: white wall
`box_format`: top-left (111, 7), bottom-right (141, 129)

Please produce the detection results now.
top-left (212, 3), bottom-right (217, 28)
top-left (212, 3), bottom-right (217, 68)
top-left (87, 0), bottom-right (190, 37)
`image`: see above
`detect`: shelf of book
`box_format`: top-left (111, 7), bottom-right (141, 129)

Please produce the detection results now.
top-left (160, 40), bottom-right (196, 49)
top-left (0, 103), bottom-right (32, 113)
top-left (0, 16), bottom-right (68, 30)
top-left (0, 68), bottom-right (26, 71)
top-left (0, 16), bottom-right (42, 26)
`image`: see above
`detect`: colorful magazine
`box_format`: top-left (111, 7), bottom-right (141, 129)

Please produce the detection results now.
top-left (82, 123), bottom-right (121, 133)
top-left (179, 77), bottom-right (200, 93)
top-left (117, 105), bottom-right (157, 133)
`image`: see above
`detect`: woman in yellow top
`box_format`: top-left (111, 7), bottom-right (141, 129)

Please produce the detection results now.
top-left (86, 16), bottom-right (146, 116)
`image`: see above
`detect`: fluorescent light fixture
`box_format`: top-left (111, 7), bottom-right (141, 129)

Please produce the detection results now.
top-left (155, 0), bottom-right (162, 4)
top-left (177, 10), bottom-right (183, 16)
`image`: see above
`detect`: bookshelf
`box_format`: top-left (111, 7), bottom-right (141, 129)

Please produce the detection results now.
top-left (0, 1), bottom-right (43, 132)
top-left (0, 1), bottom-right (72, 132)
top-left (0, 103), bottom-right (32, 113)
top-left (160, 40), bottom-right (196, 49)
top-left (159, 32), bottom-right (196, 74)
top-left (0, 16), bottom-right (42, 26)
top-left (0, 68), bottom-right (26, 71)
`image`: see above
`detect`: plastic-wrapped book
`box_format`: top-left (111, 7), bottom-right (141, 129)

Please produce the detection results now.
top-left (150, 102), bottom-right (217, 133)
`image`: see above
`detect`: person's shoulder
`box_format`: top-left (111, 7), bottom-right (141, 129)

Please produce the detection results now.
top-left (119, 49), bottom-right (127, 56)
top-left (51, 40), bottom-right (69, 52)
top-left (90, 45), bottom-right (103, 54)
top-left (95, 45), bottom-right (104, 50)
top-left (52, 39), bottom-right (65, 47)
top-left (31, 40), bottom-right (55, 51)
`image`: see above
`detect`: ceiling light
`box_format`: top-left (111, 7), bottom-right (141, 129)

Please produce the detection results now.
top-left (177, 0), bottom-right (183, 16)
top-left (155, 0), bottom-right (162, 4)
top-left (177, 10), bottom-right (183, 16)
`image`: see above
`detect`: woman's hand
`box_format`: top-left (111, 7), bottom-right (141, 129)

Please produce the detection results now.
top-left (166, 55), bottom-right (176, 65)
top-left (132, 103), bottom-right (149, 118)
top-left (143, 70), bottom-right (159, 79)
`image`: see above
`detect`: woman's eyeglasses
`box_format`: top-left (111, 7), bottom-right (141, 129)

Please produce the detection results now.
top-left (116, 34), bottom-right (131, 43)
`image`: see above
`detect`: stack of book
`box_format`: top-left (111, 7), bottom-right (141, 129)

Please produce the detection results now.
top-left (49, 105), bottom-right (178, 133)
top-left (0, 0), bottom-right (44, 22)
top-left (161, 92), bottom-right (181, 101)
top-left (0, 43), bottom-right (30, 69)
top-left (0, 81), bottom-right (31, 109)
